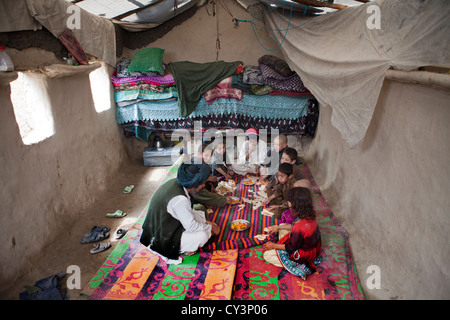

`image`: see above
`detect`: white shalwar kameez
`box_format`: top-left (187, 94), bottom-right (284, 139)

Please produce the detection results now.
top-left (146, 187), bottom-right (211, 264)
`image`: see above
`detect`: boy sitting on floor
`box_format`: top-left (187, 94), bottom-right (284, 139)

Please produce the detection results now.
top-left (261, 134), bottom-right (288, 181)
top-left (265, 147), bottom-right (303, 193)
top-left (191, 143), bottom-right (230, 208)
top-left (211, 140), bottom-right (234, 180)
top-left (263, 162), bottom-right (297, 218)
top-left (280, 147), bottom-right (304, 180)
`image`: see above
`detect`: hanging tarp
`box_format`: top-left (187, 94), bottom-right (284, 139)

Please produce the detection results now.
top-left (73, 0), bottom-right (200, 32)
top-left (0, 0), bottom-right (116, 67)
top-left (264, 0), bottom-right (450, 147)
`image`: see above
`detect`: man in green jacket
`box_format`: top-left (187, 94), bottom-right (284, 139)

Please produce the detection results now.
top-left (140, 162), bottom-right (220, 264)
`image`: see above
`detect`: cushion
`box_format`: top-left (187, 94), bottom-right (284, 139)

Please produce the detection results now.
top-left (127, 47), bottom-right (165, 73)
top-left (258, 54), bottom-right (294, 77)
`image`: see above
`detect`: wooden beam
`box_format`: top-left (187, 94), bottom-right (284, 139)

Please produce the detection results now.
top-left (112, 0), bottom-right (166, 21)
top-left (294, 0), bottom-right (348, 10)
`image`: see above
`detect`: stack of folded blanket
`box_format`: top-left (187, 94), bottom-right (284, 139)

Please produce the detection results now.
top-left (111, 50), bottom-right (317, 141)
top-left (112, 50), bottom-right (312, 109)
top-left (204, 54), bottom-right (312, 104)
top-left (111, 48), bottom-right (177, 108)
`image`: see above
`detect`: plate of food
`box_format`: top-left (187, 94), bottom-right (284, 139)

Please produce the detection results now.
top-left (242, 178), bottom-right (256, 186)
top-left (231, 219), bottom-right (250, 231)
top-left (227, 196), bottom-right (240, 205)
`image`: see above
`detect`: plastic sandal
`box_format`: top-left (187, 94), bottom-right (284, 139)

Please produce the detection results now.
top-left (106, 210), bottom-right (127, 218)
top-left (90, 242), bottom-right (111, 254)
top-left (123, 185), bottom-right (134, 194)
top-left (114, 228), bottom-right (128, 240)
top-left (80, 227), bottom-right (110, 244)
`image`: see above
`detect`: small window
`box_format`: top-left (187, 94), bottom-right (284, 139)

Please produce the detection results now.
top-left (10, 72), bottom-right (55, 145)
top-left (89, 63), bottom-right (112, 113)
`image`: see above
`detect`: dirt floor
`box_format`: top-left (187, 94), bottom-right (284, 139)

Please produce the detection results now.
top-left (1, 160), bottom-right (168, 300)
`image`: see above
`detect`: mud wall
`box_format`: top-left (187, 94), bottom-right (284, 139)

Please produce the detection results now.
top-left (304, 79), bottom-right (450, 299)
top-left (120, 1), bottom-right (284, 66)
top-left (0, 63), bottom-right (129, 288)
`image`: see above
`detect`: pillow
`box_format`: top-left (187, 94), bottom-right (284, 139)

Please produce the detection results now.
top-left (258, 54), bottom-right (294, 77)
top-left (127, 47), bottom-right (165, 73)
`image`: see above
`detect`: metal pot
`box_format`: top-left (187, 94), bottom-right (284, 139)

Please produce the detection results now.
top-left (154, 136), bottom-right (164, 151)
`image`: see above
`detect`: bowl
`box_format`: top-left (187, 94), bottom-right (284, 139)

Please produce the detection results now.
top-left (231, 219), bottom-right (250, 231)
top-left (242, 178), bottom-right (255, 186)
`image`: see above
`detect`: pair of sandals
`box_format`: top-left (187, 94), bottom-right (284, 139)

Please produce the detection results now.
top-left (80, 226), bottom-right (128, 254)
top-left (105, 210), bottom-right (127, 218)
top-left (80, 226), bottom-right (110, 244)
top-left (79, 226), bottom-right (111, 255)
top-left (90, 228), bottom-right (128, 254)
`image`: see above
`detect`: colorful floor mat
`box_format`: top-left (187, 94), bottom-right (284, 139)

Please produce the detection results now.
top-left (231, 164), bottom-right (364, 300)
top-left (81, 156), bottom-right (239, 300)
top-left (81, 157), bottom-right (365, 300)
top-left (232, 211), bottom-right (364, 300)
top-left (81, 226), bottom-right (238, 300)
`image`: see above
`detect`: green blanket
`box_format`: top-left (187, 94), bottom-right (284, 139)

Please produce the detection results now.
top-left (167, 60), bottom-right (242, 117)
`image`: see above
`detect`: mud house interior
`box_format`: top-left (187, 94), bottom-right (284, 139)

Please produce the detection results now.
top-left (0, 0), bottom-right (449, 300)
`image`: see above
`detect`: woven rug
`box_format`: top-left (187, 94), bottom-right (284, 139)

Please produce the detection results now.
top-left (228, 163), bottom-right (365, 300)
top-left (81, 157), bottom-right (364, 300)
top-left (81, 157), bottom-right (238, 300)
top-left (81, 227), bottom-right (238, 300)
top-left (201, 174), bottom-right (277, 251)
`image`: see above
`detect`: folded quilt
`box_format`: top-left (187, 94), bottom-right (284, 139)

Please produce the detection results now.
top-left (242, 65), bottom-right (264, 85)
top-left (231, 72), bottom-right (253, 94)
top-left (111, 73), bottom-right (175, 86)
top-left (258, 54), bottom-right (294, 77)
top-left (250, 84), bottom-right (274, 95)
top-left (259, 63), bottom-right (309, 92)
top-left (115, 57), bottom-right (165, 78)
top-left (113, 83), bottom-right (165, 93)
top-left (114, 86), bottom-right (178, 103)
top-left (269, 89), bottom-right (313, 97)
top-left (204, 76), bottom-right (242, 104)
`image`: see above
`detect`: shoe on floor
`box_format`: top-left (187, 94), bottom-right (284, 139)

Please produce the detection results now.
top-left (90, 242), bottom-right (111, 254)
top-left (114, 228), bottom-right (128, 240)
top-left (106, 210), bottom-right (127, 218)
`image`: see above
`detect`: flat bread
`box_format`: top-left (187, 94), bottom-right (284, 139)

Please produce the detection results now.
top-left (254, 234), bottom-right (270, 241)
top-left (262, 209), bottom-right (274, 217)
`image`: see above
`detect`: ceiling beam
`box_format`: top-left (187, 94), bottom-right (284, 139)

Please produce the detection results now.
top-left (112, 0), bottom-right (166, 21)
